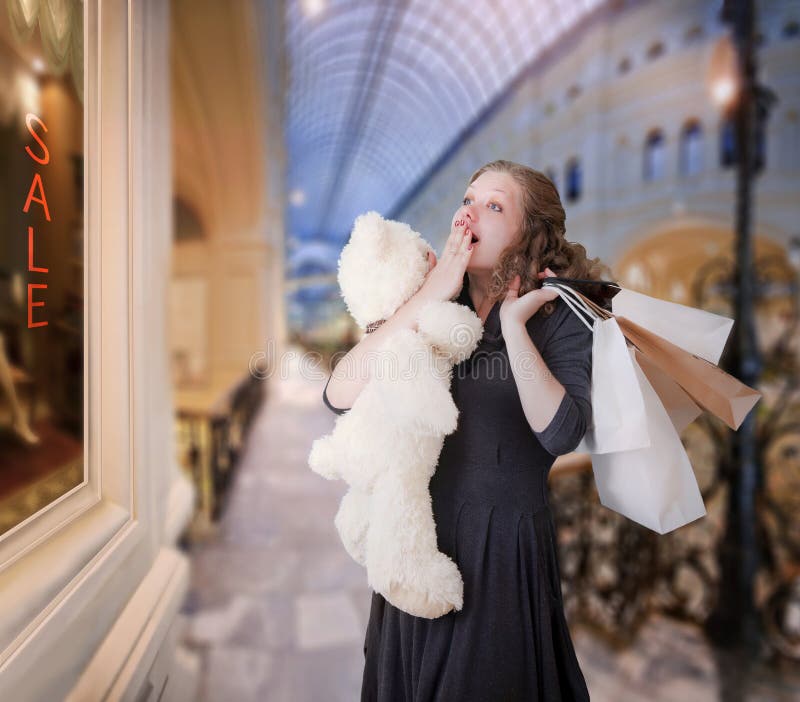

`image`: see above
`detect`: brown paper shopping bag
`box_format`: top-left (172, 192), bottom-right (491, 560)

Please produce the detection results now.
top-left (614, 315), bottom-right (761, 431)
top-left (560, 287), bottom-right (761, 432)
top-left (634, 349), bottom-right (704, 434)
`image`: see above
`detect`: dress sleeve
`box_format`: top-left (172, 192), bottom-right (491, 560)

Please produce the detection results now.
top-left (528, 300), bottom-right (593, 456)
top-left (322, 374), bottom-right (351, 415)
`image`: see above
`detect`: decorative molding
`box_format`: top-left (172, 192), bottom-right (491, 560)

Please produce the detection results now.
top-left (66, 547), bottom-right (189, 701)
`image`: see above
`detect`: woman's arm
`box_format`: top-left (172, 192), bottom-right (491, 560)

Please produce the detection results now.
top-left (323, 291), bottom-right (433, 410)
top-left (503, 304), bottom-right (593, 456)
top-left (325, 214), bottom-right (475, 411)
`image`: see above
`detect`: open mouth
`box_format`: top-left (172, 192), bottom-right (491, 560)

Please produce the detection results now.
top-left (470, 232), bottom-right (479, 244)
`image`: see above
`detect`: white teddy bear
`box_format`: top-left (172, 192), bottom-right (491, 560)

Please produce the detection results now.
top-left (308, 211), bottom-right (484, 619)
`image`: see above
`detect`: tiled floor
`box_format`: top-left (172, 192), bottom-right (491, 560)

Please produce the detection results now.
top-left (180, 351), bottom-right (800, 701)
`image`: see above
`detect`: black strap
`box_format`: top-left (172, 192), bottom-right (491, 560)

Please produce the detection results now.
top-left (540, 276), bottom-right (620, 309)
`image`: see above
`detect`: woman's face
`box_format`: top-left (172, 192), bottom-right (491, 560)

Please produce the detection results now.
top-left (452, 170), bottom-right (524, 272)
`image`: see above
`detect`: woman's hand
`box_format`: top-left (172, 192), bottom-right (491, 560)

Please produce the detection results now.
top-left (499, 267), bottom-right (561, 329)
top-left (414, 212), bottom-right (474, 304)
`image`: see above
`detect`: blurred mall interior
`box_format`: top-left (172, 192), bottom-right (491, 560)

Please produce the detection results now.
top-left (0, 0), bottom-right (799, 700)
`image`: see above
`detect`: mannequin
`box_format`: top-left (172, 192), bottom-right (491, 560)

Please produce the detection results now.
top-left (0, 267), bottom-right (39, 446)
top-left (0, 332), bottom-right (39, 445)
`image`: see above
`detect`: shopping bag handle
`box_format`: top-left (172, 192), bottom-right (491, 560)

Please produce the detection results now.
top-left (540, 276), bottom-right (622, 305)
top-left (543, 281), bottom-right (601, 332)
top-left (571, 288), bottom-right (614, 320)
top-left (542, 280), bottom-right (612, 319)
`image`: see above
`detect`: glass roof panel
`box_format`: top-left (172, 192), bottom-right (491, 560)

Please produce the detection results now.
top-left (284, 0), bottom-right (605, 251)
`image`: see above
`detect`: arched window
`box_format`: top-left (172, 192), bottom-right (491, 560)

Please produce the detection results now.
top-left (646, 40), bottom-right (665, 61)
top-left (720, 117), bottom-right (766, 170)
top-left (643, 129), bottom-right (666, 181)
top-left (544, 166), bottom-right (559, 193)
top-left (684, 24), bottom-right (705, 44)
top-left (720, 119), bottom-right (736, 167)
top-left (566, 84), bottom-right (582, 101)
top-left (565, 157), bottom-right (582, 202)
top-left (679, 120), bottom-right (703, 176)
top-left (173, 197), bottom-right (205, 241)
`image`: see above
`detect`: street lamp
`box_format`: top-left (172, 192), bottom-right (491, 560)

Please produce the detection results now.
top-left (703, 0), bottom-right (779, 681)
top-left (708, 33), bottom-right (739, 112)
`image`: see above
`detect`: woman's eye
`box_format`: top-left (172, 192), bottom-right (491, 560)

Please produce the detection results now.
top-left (462, 196), bottom-right (500, 212)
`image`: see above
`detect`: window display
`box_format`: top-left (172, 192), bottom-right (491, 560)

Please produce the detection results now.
top-left (0, 0), bottom-right (84, 536)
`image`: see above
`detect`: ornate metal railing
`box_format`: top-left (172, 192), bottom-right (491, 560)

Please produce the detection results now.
top-left (175, 373), bottom-right (265, 526)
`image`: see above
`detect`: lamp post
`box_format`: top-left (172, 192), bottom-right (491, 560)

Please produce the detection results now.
top-left (704, 0), bottom-right (778, 668)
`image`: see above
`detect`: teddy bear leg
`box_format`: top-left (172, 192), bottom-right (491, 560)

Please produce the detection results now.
top-left (365, 473), bottom-right (464, 619)
top-left (334, 487), bottom-right (370, 567)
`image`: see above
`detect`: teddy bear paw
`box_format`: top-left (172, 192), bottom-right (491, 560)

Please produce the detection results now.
top-left (383, 553), bottom-right (464, 619)
top-left (307, 437), bottom-right (341, 481)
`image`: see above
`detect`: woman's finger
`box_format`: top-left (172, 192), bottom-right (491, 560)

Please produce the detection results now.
top-left (505, 274), bottom-right (521, 300)
top-left (446, 216), bottom-right (468, 257)
top-left (425, 250), bottom-right (436, 275)
top-left (460, 226), bottom-right (473, 254)
top-left (445, 220), bottom-right (463, 256)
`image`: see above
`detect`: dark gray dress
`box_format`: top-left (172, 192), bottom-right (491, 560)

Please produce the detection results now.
top-left (322, 273), bottom-right (592, 701)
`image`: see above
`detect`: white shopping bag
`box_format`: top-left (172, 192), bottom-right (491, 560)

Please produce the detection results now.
top-left (612, 288), bottom-right (734, 364)
top-left (546, 282), bottom-right (650, 454)
top-left (590, 346), bottom-right (707, 534)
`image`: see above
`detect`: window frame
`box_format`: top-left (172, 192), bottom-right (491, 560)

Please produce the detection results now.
top-left (0, 0), bottom-right (172, 691)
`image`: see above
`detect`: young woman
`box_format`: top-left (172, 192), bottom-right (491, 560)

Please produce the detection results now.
top-left (324, 160), bottom-right (609, 701)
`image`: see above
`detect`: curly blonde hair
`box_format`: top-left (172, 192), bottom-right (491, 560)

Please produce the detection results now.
top-left (469, 159), bottom-right (613, 317)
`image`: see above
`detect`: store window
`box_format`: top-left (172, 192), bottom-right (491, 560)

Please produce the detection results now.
top-left (0, 1), bottom-right (84, 537)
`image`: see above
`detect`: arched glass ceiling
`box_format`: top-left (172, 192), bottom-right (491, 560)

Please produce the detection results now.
top-left (285, 0), bottom-right (605, 263)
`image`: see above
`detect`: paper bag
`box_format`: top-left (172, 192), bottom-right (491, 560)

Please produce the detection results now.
top-left (634, 350), bottom-right (703, 434)
top-left (546, 282), bottom-right (650, 453)
top-left (612, 287), bottom-right (734, 364)
top-left (591, 347), bottom-right (707, 534)
top-left (615, 315), bottom-right (761, 431)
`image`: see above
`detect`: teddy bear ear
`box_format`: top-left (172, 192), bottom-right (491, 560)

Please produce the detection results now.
top-left (372, 219), bottom-right (392, 260)
top-left (338, 211), bottom-right (435, 328)
top-left (351, 210), bottom-right (383, 242)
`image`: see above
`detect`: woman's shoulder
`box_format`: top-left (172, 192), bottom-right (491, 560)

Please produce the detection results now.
top-left (525, 295), bottom-right (575, 339)
top-left (526, 297), bottom-right (591, 344)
